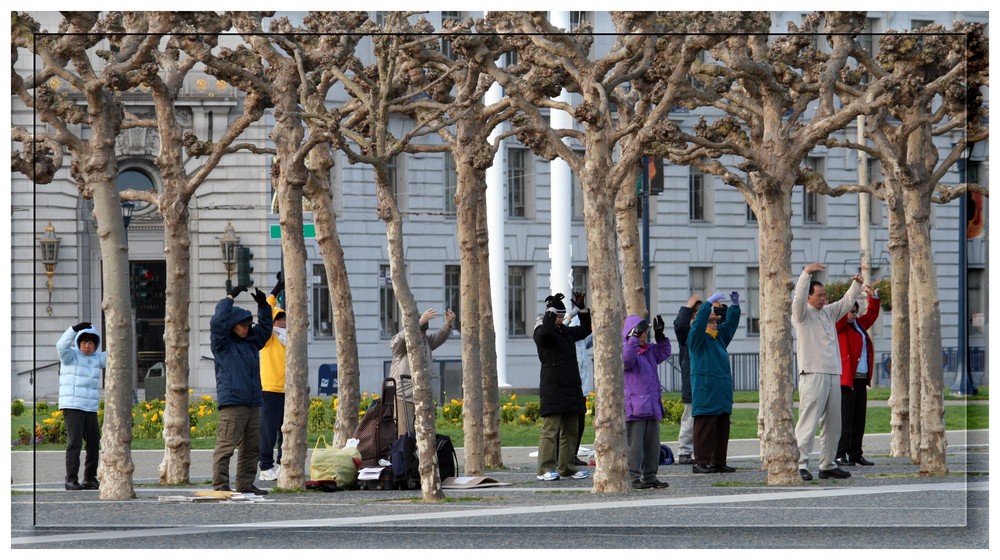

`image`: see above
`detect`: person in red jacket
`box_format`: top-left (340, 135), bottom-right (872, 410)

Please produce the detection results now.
top-left (835, 284), bottom-right (880, 467)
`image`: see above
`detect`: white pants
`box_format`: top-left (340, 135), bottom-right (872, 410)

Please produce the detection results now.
top-left (678, 403), bottom-right (694, 456)
top-left (795, 372), bottom-right (842, 471)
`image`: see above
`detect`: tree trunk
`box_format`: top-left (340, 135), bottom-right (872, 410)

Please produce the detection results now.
top-left (477, 191), bottom-right (503, 468)
top-left (615, 166), bottom-right (646, 316)
top-left (904, 192), bottom-right (948, 476)
top-left (273, 102), bottom-right (310, 491)
top-left (91, 168), bottom-right (138, 500)
top-left (580, 159), bottom-right (630, 494)
top-left (884, 184), bottom-right (911, 457)
top-left (375, 165), bottom-right (444, 501)
top-left (305, 148), bottom-right (361, 448)
top-left (456, 158), bottom-right (485, 475)
top-left (754, 186), bottom-right (800, 485)
top-left (158, 200), bottom-right (192, 484)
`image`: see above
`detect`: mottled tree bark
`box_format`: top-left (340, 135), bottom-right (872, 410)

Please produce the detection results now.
top-left (884, 182), bottom-right (912, 457)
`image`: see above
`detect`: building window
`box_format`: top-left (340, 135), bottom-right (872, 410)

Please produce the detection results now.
top-left (911, 19), bottom-right (934, 31)
top-left (968, 268), bottom-right (984, 335)
top-left (507, 147), bottom-right (528, 218)
top-left (444, 264), bottom-right (461, 334)
top-left (689, 168), bottom-right (705, 221)
top-left (443, 151), bottom-right (457, 214)
top-left (312, 264), bottom-right (333, 338)
top-left (508, 266), bottom-right (529, 336)
top-left (570, 11), bottom-right (590, 31)
top-left (803, 157), bottom-right (824, 224)
top-left (379, 264), bottom-right (400, 338)
top-left (117, 162), bottom-right (158, 214)
top-left (374, 11), bottom-right (387, 27)
top-left (689, 267), bottom-right (713, 299)
top-left (747, 203), bottom-right (757, 223)
top-left (746, 267), bottom-right (760, 336)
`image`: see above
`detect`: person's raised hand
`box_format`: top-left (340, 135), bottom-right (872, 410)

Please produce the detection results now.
top-left (228, 285), bottom-right (248, 298)
top-left (270, 278), bottom-right (285, 297)
top-left (707, 292), bottom-right (725, 304)
top-left (652, 315), bottom-right (665, 339)
top-left (804, 262), bottom-right (826, 274)
top-left (730, 291), bottom-right (740, 306)
top-left (251, 287), bottom-right (268, 307)
top-left (72, 322), bottom-right (93, 332)
top-left (573, 291), bottom-right (586, 310)
top-left (420, 308), bottom-right (438, 326)
top-left (628, 319), bottom-right (649, 339)
top-left (444, 309), bottom-right (456, 324)
top-left (687, 294), bottom-right (701, 308)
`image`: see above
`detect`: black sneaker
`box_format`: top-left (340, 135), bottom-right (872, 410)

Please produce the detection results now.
top-left (835, 456), bottom-right (854, 467)
top-left (692, 464), bottom-right (720, 474)
top-left (64, 481), bottom-right (83, 491)
top-left (238, 485), bottom-right (269, 496)
top-left (799, 469), bottom-right (813, 481)
top-left (677, 454), bottom-right (694, 465)
top-left (631, 481), bottom-right (653, 490)
top-left (853, 456), bottom-right (875, 466)
top-left (714, 465), bottom-right (736, 473)
top-left (818, 467), bottom-right (851, 479)
top-left (649, 479), bottom-right (670, 489)
top-left (81, 480), bottom-right (100, 490)
top-left (572, 458), bottom-right (588, 467)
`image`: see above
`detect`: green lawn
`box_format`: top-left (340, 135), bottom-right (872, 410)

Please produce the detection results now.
top-left (13, 401), bottom-right (987, 450)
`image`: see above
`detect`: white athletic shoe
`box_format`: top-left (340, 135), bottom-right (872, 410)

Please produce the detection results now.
top-left (259, 466), bottom-right (280, 481)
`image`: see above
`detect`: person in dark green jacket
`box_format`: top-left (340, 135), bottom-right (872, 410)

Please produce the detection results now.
top-left (688, 291), bottom-right (741, 474)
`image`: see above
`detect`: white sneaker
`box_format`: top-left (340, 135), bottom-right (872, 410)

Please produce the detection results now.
top-left (571, 471), bottom-right (590, 479)
top-left (536, 471), bottom-right (560, 481)
top-left (259, 466), bottom-right (280, 481)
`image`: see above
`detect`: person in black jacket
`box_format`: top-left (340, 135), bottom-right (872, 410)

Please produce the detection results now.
top-left (672, 294), bottom-right (701, 465)
top-left (210, 285), bottom-right (272, 495)
top-left (534, 292), bottom-right (591, 481)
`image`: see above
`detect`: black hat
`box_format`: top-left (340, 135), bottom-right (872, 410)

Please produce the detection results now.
top-left (545, 293), bottom-right (566, 313)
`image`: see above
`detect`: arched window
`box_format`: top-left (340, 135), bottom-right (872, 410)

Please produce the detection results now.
top-left (116, 161), bottom-right (159, 213)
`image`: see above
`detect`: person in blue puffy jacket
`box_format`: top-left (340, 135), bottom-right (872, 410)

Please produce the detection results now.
top-left (56, 321), bottom-right (106, 490)
top-left (622, 314), bottom-right (672, 489)
top-left (210, 285), bottom-right (272, 495)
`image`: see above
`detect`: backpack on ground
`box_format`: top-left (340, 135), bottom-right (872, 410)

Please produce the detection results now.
top-left (659, 444), bottom-right (674, 465)
top-left (389, 432), bottom-right (420, 490)
top-left (435, 434), bottom-right (458, 480)
top-left (354, 377), bottom-right (397, 467)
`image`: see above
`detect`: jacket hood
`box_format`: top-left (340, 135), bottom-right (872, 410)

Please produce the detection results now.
top-left (272, 305), bottom-right (285, 321)
top-left (75, 326), bottom-right (101, 348)
top-left (622, 314), bottom-right (644, 342)
top-left (224, 306), bottom-right (254, 332)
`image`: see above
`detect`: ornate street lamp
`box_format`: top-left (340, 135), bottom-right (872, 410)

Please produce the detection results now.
top-left (218, 222), bottom-right (240, 291)
top-left (121, 201), bottom-right (135, 241)
top-left (39, 222), bottom-right (62, 316)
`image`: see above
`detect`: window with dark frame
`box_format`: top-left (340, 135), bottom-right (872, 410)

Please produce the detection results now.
top-left (508, 266), bottom-right (528, 336)
top-left (443, 151), bottom-right (457, 214)
top-left (507, 147), bottom-right (527, 218)
top-left (444, 265), bottom-right (461, 334)
top-left (312, 264), bottom-right (333, 338)
top-left (747, 267), bottom-right (760, 335)
top-left (689, 169), bottom-right (705, 221)
top-left (379, 264), bottom-right (400, 338)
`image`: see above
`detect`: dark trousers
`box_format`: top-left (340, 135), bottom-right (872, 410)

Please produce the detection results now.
top-left (556, 413), bottom-right (586, 458)
top-left (626, 419), bottom-right (661, 484)
top-left (63, 408), bottom-right (100, 484)
top-left (692, 413), bottom-right (731, 467)
top-left (213, 405), bottom-right (261, 491)
top-left (259, 391), bottom-right (285, 470)
top-left (837, 380), bottom-right (868, 459)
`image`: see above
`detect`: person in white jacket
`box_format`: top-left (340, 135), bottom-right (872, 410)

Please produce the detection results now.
top-left (791, 263), bottom-right (862, 482)
top-left (56, 321), bottom-right (107, 490)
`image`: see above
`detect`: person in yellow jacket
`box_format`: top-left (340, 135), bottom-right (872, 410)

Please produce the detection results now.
top-left (258, 277), bottom-right (286, 481)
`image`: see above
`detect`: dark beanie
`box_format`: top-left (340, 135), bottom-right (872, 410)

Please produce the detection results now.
top-left (545, 293), bottom-right (566, 313)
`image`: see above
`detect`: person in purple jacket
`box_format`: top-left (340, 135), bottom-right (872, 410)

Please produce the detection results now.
top-left (622, 314), bottom-right (672, 490)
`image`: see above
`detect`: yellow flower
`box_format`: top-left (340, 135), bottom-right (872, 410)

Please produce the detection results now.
top-left (151, 413), bottom-right (159, 422)
top-left (43, 418), bottom-right (54, 425)
top-left (198, 410), bottom-right (205, 417)
top-left (189, 389), bottom-right (194, 394)
top-left (190, 426), bottom-right (196, 432)
top-left (205, 409), bottom-right (213, 415)
top-left (510, 394), bottom-right (517, 401)
top-left (146, 403), bottom-right (153, 410)
top-left (443, 407), bottom-right (450, 413)
top-left (201, 395), bottom-right (213, 401)
top-left (359, 410), bottom-right (366, 416)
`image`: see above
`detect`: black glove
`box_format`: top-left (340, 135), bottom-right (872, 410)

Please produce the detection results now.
top-left (72, 322), bottom-right (92, 332)
top-left (251, 287), bottom-right (268, 307)
top-left (270, 279), bottom-right (285, 297)
top-left (573, 291), bottom-right (586, 310)
top-left (653, 315), bottom-right (665, 340)
top-left (545, 293), bottom-right (565, 308)
top-left (628, 319), bottom-right (649, 339)
top-left (228, 285), bottom-right (248, 298)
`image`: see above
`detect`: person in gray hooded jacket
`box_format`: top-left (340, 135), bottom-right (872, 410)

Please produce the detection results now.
top-left (56, 321), bottom-right (106, 490)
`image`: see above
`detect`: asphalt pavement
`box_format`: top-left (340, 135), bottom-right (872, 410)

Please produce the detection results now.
top-left (7, 429), bottom-right (990, 552)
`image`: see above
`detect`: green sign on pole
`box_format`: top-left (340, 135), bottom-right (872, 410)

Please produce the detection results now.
top-left (270, 224), bottom-right (316, 239)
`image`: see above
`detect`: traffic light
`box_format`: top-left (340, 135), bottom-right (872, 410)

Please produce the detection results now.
top-left (236, 246), bottom-right (254, 287)
top-left (133, 266), bottom-right (153, 302)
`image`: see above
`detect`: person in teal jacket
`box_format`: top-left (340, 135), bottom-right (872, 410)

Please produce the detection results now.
top-left (688, 291), bottom-right (741, 474)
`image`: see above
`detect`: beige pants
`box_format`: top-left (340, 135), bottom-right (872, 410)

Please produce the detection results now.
top-left (393, 374), bottom-right (416, 437)
top-left (795, 372), bottom-right (842, 472)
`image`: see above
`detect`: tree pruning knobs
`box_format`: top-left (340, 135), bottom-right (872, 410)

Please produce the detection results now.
top-left (228, 285), bottom-right (248, 299)
top-left (251, 287), bottom-right (269, 307)
top-left (72, 322), bottom-right (93, 332)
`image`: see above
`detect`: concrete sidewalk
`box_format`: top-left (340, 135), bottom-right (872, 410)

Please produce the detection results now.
top-left (9, 430), bottom-right (989, 549)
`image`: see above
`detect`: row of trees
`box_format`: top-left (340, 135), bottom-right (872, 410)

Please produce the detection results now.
top-left (12, 11), bottom-right (987, 500)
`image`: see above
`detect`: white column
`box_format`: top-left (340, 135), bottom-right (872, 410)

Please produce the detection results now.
top-left (857, 115), bottom-right (872, 284)
top-left (485, 44), bottom-right (509, 387)
top-left (548, 11), bottom-right (574, 298)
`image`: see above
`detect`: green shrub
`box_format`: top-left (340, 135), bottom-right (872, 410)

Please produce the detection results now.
top-left (35, 401), bottom-right (50, 415)
top-left (520, 401), bottom-right (541, 424)
top-left (661, 398), bottom-right (685, 424)
top-left (16, 425), bottom-right (32, 444)
top-left (873, 278), bottom-right (892, 311)
top-left (308, 397), bottom-right (334, 433)
top-left (11, 399), bottom-right (25, 417)
top-left (442, 399), bottom-right (463, 424)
